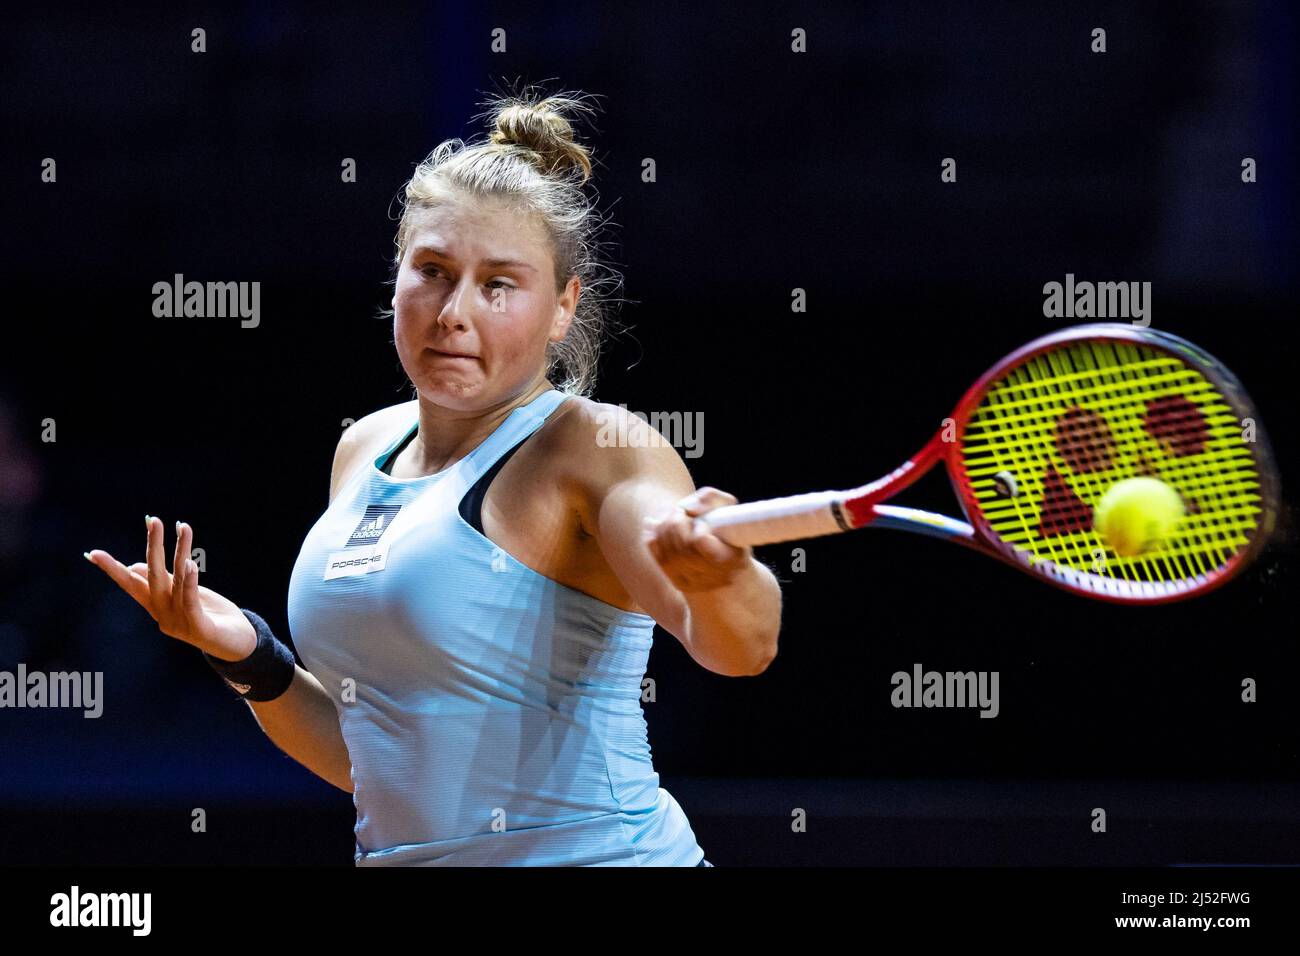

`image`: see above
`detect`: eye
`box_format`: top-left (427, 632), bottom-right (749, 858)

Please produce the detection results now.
top-left (420, 265), bottom-right (445, 279)
top-left (486, 279), bottom-right (513, 290)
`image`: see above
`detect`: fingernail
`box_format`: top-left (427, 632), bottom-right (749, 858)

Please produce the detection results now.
top-left (145, 514), bottom-right (151, 527)
top-left (175, 520), bottom-right (180, 534)
top-left (83, 551), bottom-right (93, 562)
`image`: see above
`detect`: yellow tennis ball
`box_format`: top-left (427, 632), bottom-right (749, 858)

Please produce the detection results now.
top-left (1094, 477), bottom-right (1185, 557)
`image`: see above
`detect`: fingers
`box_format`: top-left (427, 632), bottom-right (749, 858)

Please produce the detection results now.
top-left (171, 521), bottom-right (192, 620)
top-left (645, 487), bottom-right (740, 553)
top-left (646, 508), bottom-right (737, 567)
top-left (182, 557), bottom-right (201, 620)
top-left (642, 486), bottom-right (743, 538)
top-left (89, 518), bottom-right (198, 620)
top-left (679, 486), bottom-right (737, 517)
top-left (85, 549), bottom-right (154, 611)
top-left (171, 521), bottom-right (184, 593)
top-left (687, 527), bottom-right (736, 563)
top-left (643, 491), bottom-right (750, 591)
top-left (88, 518), bottom-right (210, 647)
top-left (145, 515), bottom-right (169, 601)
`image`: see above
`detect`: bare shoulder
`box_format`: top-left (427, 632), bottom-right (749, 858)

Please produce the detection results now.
top-left (329, 399), bottom-right (419, 502)
top-left (542, 395), bottom-right (695, 500)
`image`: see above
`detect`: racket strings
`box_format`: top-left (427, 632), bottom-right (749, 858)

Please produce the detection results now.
top-left (1024, 343), bottom-right (1248, 582)
top-left (959, 339), bottom-right (1265, 593)
top-left (1054, 343), bottom-right (1200, 585)
top-left (1096, 343), bottom-right (1247, 581)
top-left (1036, 342), bottom-right (1242, 581)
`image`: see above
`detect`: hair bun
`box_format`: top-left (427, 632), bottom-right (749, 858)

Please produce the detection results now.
top-left (487, 94), bottom-right (595, 183)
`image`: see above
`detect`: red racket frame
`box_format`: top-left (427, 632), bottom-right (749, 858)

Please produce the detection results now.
top-left (835, 324), bottom-right (1279, 605)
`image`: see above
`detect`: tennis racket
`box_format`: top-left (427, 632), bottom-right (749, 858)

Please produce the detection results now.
top-left (699, 323), bottom-right (1279, 604)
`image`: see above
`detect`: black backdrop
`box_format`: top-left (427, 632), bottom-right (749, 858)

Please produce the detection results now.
top-left (1, 1), bottom-right (1296, 865)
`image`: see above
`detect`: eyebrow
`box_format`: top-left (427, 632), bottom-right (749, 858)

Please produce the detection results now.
top-left (412, 245), bottom-right (537, 272)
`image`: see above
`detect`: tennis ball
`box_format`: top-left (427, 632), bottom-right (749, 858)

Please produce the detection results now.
top-left (1093, 477), bottom-right (1185, 557)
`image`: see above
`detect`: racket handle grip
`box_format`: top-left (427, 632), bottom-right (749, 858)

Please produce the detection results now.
top-left (697, 491), bottom-right (848, 547)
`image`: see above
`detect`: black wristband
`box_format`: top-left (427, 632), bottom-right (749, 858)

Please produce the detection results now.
top-left (203, 609), bottom-right (297, 702)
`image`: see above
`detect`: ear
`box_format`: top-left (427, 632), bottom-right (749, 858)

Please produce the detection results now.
top-left (549, 275), bottom-right (580, 342)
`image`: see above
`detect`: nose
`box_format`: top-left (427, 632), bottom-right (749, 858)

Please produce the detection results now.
top-left (436, 277), bottom-right (474, 333)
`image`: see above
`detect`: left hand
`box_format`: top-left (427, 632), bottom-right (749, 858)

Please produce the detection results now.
top-left (642, 486), bottom-right (752, 593)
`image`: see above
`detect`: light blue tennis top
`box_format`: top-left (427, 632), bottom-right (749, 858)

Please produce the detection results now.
top-left (286, 388), bottom-right (705, 865)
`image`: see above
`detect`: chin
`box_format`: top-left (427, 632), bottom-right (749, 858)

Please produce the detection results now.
top-left (414, 378), bottom-right (485, 408)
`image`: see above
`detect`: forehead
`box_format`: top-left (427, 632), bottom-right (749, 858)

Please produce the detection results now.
top-left (406, 192), bottom-right (549, 259)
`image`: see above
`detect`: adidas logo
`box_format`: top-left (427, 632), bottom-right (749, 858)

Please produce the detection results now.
top-left (354, 514), bottom-right (388, 539)
top-left (347, 505), bottom-right (403, 547)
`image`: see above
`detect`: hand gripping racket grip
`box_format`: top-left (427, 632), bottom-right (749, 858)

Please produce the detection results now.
top-left (696, 491), bottom-right (850, 547)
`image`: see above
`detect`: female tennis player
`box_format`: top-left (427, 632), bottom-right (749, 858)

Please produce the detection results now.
top-left (85, 88), bottom-right (782, 866)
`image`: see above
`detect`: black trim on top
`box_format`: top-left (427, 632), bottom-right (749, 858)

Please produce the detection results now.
top-left (380, 421), bottom-right (534, 535)
top-left (458, 434), bottom-right (531, 534)
top-left (378, 425), bottom-right (418, 476)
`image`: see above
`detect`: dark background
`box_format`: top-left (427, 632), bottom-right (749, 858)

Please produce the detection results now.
top-left (1, 1), bottom-right (1297, 865)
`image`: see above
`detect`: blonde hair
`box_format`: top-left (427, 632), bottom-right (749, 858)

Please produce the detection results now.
top-left (380, 84), bottom-right (622, 397)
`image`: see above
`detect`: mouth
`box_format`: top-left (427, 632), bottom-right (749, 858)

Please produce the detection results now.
top-left (428, 347), bottom-right (478, 360)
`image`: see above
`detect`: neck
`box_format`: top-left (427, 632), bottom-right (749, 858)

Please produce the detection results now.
top-left (409, 374), bottom-right (553, 473)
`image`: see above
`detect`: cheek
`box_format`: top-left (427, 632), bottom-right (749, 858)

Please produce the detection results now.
top-left (392, 311), bottom-right (418, 352)
top-left (521, 288), bottom-right (565, 343)
top-left (392, 278), bottom-right (433, 334)
top-left (487, 293), bottom-right (554, 351)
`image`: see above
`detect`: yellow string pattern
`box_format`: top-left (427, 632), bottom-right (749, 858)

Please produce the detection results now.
top-left (960, 339), bottom-right (1264, 585)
